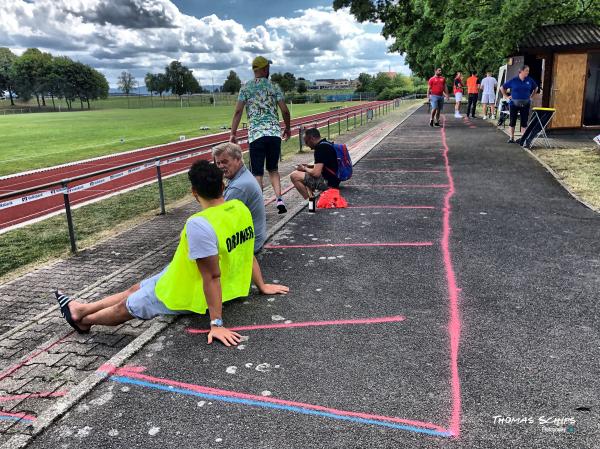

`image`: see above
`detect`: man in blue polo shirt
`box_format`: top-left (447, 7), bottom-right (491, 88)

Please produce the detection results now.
top-left (500, 65), bottom-right (538, 143)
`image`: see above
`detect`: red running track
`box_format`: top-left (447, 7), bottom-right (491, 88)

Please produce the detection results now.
top-left (0, 101), bottom-right (388, 230)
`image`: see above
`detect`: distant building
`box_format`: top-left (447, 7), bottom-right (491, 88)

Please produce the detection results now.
top-left (312, 78), bottom-right (358, 90)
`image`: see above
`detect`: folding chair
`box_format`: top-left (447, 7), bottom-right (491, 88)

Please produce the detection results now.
top-left (520, 107), bottom-right (556, 149)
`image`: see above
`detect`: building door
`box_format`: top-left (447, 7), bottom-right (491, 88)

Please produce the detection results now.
top-left (583, 52), bottom-right (600, 126)
top-left (551, 53), bottom-right (588, 128)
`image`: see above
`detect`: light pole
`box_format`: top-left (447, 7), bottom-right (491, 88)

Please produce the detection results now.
top-left (211, 73), bottom-right (216, 107)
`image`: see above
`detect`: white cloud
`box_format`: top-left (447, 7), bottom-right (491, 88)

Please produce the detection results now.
top-left (0, 0), bottom-right (409, 86)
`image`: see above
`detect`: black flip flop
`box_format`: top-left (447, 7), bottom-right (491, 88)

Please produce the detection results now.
top-left (55, 290), bottom-right (89, 334)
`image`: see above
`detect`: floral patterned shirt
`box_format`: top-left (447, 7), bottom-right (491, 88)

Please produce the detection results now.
top-left (238, 78), bottom-right (284, 143)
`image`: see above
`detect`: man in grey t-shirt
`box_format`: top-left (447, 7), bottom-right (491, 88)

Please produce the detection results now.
top-left (213, 142), bottom-right (288, 295)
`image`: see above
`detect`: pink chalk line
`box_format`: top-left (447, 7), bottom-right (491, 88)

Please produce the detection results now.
top-left (264, 242), bottom-right (433, 249)
top-left (354, 170), bottom-right (441, 173)
top-left (0, 391), bottom-right (66, 402)
top-left (346, 205), bottom-right (435, 209)
top-left (186, 315), bottom-right (405, 334)
top-left (364, 157), bottom-right (437, 161)
top-left (344, 184), bottom-right (449, 188)
top-left (99, 364), bottom-right (448, 434)
top-left (0, 332), bottom-right (74, 382)
top-left (440, 116), bottom-right (462, 437)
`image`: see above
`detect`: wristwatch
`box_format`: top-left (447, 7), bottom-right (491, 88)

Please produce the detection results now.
top-left (210, 318), bottom-right (224, 327)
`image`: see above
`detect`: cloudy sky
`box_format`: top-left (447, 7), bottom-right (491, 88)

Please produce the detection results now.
top-left (0, 0), bottom-right (409, 87)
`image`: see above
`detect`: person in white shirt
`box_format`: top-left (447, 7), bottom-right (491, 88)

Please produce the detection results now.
top-left (480, 71), bottom-right (498, 120)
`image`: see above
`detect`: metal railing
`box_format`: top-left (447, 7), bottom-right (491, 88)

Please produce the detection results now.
top-left (0, 99), bottom-right (400, 251)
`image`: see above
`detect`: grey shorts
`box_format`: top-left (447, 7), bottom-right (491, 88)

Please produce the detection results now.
top-left (125, 267), bottom-right (189, 320)
top-left (430, 95), bottom-right (444, 110)
top-left (303, 173), bottom-right (328, 191)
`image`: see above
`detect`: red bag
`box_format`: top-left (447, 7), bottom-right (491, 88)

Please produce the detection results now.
top-left (317, 188), bottom-right (348, 209)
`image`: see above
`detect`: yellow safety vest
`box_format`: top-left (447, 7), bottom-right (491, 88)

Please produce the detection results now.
top-left (155, 199), bottom-right (254, 314)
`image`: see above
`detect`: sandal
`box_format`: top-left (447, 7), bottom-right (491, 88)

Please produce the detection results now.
top-left (55, 290), bottom-right (89, 334)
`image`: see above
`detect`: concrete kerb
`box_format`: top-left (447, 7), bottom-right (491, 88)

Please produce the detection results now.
top-left (0, 104), bottom-right (421, 449)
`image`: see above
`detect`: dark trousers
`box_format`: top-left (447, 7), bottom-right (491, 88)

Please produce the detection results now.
top-left (467, 94), bottom-right (478, 117)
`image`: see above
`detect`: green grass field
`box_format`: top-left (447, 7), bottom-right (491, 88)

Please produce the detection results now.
top-left (0, 102), bottom-right (362, 176)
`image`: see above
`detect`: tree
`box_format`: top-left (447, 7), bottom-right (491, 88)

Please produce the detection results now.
top-left (0, 47), bottom-right (17, 106)
top-left (144, 73), bottom-right (158, 97)
top-left (12, 48), bottom-right (52, 107)
top-left (222, 70), bottom-right (241, 94)
top-left (183, 70), bottom-right (202, 94)
top-left (271, 72), bottom-right (296, 92)
top-left (335, 0), bottom-right (600, 78)
top-left (355, 73), bottom-right (373, 92)
top-left (297, 80), bottom-right (307, 93)
top-left (371, 72), bottom-right (392, 94)
top-left (117, 71), bottom-right (137, 96)
top-left (155, 73), bottom-right (169, 97)
top-left (165, 60), bottom-right (190, 97)
top-left (73, 63), bottom-right (108, 109)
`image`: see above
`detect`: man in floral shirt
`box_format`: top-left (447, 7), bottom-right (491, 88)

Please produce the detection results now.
top-left (230, 56), bottom-right (291, 214)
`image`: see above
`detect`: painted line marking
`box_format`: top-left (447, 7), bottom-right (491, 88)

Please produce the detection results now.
top-left (440, 116), bottom-right (462, 438)
top-left (264, 242), bottom-right (433, 249)
top-left (186, 315), bottom-right (405, 334)
top-left (354, 170), bottom-right (441, 173)
top-left (363, 157), bottom-right (438, 161)
top-left (0, 411), bottom-right (35, 422)
top-left (100, 366), bottom-right (451, 438)
top-left (346, 205), bottom-right (435, 209)
top-left (344, 184), bottom-right (449, 188)
top-left (0, 391), bottom-right (66, 402)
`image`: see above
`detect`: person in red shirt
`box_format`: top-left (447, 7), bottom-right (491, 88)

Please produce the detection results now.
top-left (427, 67), bottom-right (449, 127)
top-left (466, 71), bottom-right (480, 118)
top-left (453, 72), bottom-right (464, 118)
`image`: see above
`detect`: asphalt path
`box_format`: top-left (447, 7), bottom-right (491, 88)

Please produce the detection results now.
top-left (0, 101), bottom-right (386, 230)
top-left (25, 106), bottom-right (600, 448)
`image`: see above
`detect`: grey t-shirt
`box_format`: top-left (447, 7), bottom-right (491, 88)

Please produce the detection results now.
top-left (186, 216), bottom-right (218, 259)
top-left (224, 165), bottom-right (266, 252)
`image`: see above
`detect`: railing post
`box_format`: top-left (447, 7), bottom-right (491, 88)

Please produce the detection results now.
top-left (338, 115), bottom-right (341, 135)
top-left (354, 113), bottom-right (356, 129)
top-left (62, 182), bottom-right (77, 253)
top-left (155, 159), bottom-right (166, 215)
top-left (327, 119), bottom-right (330, 139)
top-left (298, 126), bottom-right (304, 152)
top-left (346, 113), bottom-right (349, 131)
top-left (361, 109), bottom-right (363, 126)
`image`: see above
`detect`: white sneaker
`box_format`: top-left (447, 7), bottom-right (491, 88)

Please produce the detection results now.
top-left (491, 115), bottom-right (496, 120)
top-left (483, 115), bottom-right (488, 120)
top-left (454, 112), bottom-right (462, 118)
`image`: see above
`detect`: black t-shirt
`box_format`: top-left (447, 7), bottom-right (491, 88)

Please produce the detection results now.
top-left (314, 139), bottom-right (340, 188)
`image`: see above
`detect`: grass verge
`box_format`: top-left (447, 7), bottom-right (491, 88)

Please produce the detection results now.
top-left (0, 100), bottom-right (419, 279)
top-left (533, 147), bottom-right (600, 210)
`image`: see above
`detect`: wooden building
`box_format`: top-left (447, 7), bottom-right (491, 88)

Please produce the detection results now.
top-left (508, 23), bottom-right (600, 128)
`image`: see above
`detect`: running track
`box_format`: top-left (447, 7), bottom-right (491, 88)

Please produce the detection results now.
top-left (0, 101), bottom-right (390, 230)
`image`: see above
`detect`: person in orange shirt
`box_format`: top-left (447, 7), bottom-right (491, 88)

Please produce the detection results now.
top-left (466, 71), bottom-right (480, 118)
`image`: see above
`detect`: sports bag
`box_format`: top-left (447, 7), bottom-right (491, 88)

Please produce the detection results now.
top-left (324, 141), bottom-right (352, 181)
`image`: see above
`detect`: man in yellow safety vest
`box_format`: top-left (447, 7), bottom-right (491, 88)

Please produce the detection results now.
top-left (55, 160), bottom-right (279, 347)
